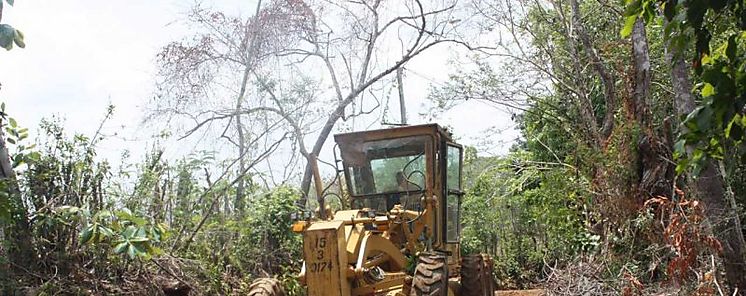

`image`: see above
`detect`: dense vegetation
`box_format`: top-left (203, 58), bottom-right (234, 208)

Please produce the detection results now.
top-left (1, 0), bottom-right (745, 295)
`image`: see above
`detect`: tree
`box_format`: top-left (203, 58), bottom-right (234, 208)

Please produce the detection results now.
top-left (623, 0), bottom-right (746, 289)
top-left (152, 0), bottom-right (314, 214)
top-left (277, 0), bottom-right (468, 204)
top-left (154, 0), bottom-right (468, 208)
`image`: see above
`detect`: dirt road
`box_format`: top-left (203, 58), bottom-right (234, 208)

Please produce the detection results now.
top-left (495, 289), bottom-right (545, 296)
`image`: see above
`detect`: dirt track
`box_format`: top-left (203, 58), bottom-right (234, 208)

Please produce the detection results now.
top-left (495, 289), bottom-right (545, 296)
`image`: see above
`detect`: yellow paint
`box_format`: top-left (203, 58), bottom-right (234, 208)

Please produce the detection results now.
top-left (304, 221), bottom-right (350, 296)
top-left (292, 221), bottom-right (308, 233)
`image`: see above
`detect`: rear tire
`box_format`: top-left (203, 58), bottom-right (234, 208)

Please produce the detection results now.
top-left (248, 278), bottom-right (286, 296)
top-left (410, 252), bottom-right (448, 296)
top-left (460, 254), bottom-right (496, 296)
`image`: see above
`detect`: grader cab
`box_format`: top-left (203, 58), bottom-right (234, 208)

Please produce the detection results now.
top-left (248, 124), bottom-right (496, 296)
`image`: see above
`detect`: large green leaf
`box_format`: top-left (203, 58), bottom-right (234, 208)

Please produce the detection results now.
top-left (0, 24), bottom-right (15, 50)
top-left (621, 15), bottom-right (638, 37)
top-left (80, 225), bottom-right (94, 244)
top-left (126, 244), bottom-right (137, 259)
top-left (121, 225), bottom-right (137, 239)
top-left (113, 241), bottom-right (129, 254)
top-left (13, 29), bottom-right (24, 49)
top-left (98, 225), bottom-right (115, 238)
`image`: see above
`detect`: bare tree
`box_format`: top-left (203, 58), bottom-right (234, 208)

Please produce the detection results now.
top-left (150, 0), bottom-right (316, 212)
top-left (151, 0), bottom-right (467, 209)
top-left (283, 0), bottom-right (466, 203)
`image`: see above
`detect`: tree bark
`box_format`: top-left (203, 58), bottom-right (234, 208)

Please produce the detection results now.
top-left (631, 19), bottom-right (651, 127)
top-left (631, 19), bottom-right (674, 199)
top-left (669, 42), bottom-right (746, 292)
top-left (570, 0), bottom-right (616, 141)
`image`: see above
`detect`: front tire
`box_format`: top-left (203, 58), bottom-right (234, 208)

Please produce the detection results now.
top-left (410, 252), bottom-right (448, 296)
top-left (460, 254), bottom-right (496, 296)
top-left (248, 278), bottom-right (286, 296)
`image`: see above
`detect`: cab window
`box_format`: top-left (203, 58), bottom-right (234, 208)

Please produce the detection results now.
top-left (445, 144), bottom-right (462, 243)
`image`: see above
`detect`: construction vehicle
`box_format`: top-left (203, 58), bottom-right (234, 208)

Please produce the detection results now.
top-left (248, 124), bottom-right (496, 296)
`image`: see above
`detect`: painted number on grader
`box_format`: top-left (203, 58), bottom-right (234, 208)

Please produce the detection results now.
top-left (309, 237), bottom-right (334, 273)
top-left (309, 261), bottom-right (334, 272)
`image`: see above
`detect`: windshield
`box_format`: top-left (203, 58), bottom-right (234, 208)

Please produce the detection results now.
top-left (342, 135), bottom-right (429, 196)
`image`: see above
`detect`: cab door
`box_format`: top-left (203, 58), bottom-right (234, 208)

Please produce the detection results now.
top-left (444, 143), bottom-right (463, 244)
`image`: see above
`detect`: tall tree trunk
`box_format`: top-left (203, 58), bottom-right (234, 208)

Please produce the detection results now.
top-left (669, 43), bottom-right (746, 292)
top-left (235, 85), bottom-right (246, 216)
top-left (631, 19), bottom-right (651, 127)
top-left (631, 19), bottom-right (674, 200)
top-left (233, 0), bottom-right (263, 216)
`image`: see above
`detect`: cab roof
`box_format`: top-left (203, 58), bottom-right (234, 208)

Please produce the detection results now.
top-left (333, 123), bottom-right (453, 145)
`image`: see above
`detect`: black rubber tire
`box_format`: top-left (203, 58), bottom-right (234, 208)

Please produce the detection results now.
top-left (410, 252), bottom-right (448, 296)
top-left (248, 278), bottom-right (286, 296)
top-left (460, 254), bottom-right (496, 296)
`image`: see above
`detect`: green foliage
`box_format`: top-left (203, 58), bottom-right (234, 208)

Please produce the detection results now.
top-left (183, 186), bottom-right (303, 295)
top-left (461, 151), bottom-right (593, 287)
top-left (0, 24), bottom-right (23, 50)
top-left (674, 33), bottom-right (746, 174)
top-left (0, 105), bottom-right (42, 226)
top-left (624, 0), bottom-right (746, 176)
top-left (79, 208), bottom-right (168, 260)
top-left (0, 0), bottom-right (25, 51)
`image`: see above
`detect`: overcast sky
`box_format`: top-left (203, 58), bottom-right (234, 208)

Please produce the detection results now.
top-left (0, 0), bottom-right (519, 178)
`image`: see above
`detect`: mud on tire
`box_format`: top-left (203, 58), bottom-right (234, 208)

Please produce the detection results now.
top-left (248, 277), bottom-right (286, 296)
top-left (460, 254), bottom-right (496, 296)
top-left (410, 252), bottom-right (448, 296)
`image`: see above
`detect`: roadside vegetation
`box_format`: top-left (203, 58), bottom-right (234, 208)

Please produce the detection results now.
top-left (2, 0), bottom-right (745, 295)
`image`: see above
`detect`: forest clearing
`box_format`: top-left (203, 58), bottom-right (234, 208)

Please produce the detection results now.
top-left (1, 0), bottom-right (746, 295)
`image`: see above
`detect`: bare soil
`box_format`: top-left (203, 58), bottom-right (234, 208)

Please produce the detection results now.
top-left (495, 289), bottom-right (545, 296)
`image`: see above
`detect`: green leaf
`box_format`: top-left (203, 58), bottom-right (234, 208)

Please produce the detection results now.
top-left (675, 158), bottom-right (689, 174)
top-left (7, 138), bottom-right (15, 145)
top-left (726, 116), bottom-right (744, 141)
top-left (1, 102), bottom-right (5, 112)
top-left (0, 24), bottom-right (15, 51)
top-left (129, 237), bottom-right (149, 243)
top-left (8, 117), bottom-right (16, 128)
top-left (621, 15), bottom-right (638, 37)
top-left (701, 83), bottom-right (715, 97)
top-left (696, 106), bottom-right (713, 131)
top-left (121, 225), bottom-right (137, 239)
top-left (113, 242), bottom-right (128, 254)
top-left (623, 0), bottom-right (643, 16)
top-left (80, 225), bottom-right (94, 244)
top-left (673, 139), bottom-right (687, 155)
top-left (13, 29), bottom-right (24, 49)
top-left (94, 210), bottom-right (113, 221)
top-left (98, 225), bottom-right (115, 238)
top-left (26, 151), bottom-right (40, 162)
top-left (6, 0), bottom-right (13, 6)
top-left (127, 244), bottom-right (137, 259)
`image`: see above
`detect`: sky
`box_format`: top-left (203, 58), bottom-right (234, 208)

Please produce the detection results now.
top-left (0, 0), bottom-right (520, 180)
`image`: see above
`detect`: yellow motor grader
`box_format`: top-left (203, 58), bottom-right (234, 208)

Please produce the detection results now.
top-left (249, 124), bottom-right (496, 296)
